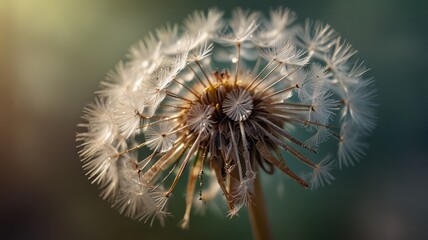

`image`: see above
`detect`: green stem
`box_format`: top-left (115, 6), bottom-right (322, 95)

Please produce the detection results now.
top-left (248, 175), bottom-right (272, 240)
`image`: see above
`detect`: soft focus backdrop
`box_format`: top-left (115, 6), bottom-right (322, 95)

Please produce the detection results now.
top-left (1, 0), bottom-right (427, 239)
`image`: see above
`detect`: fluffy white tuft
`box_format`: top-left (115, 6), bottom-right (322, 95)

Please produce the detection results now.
top-left (145, 122), bottom-right (177, 153)
top-left (296, 20), bottom-right (336, 58)
top-left (260, 41), bottom-right (309, 66)
top-left (309, 154), bottom-right (336, 189)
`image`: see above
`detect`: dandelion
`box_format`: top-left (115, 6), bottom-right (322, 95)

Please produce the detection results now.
top-left (77, 7), bottom-right (376, 239)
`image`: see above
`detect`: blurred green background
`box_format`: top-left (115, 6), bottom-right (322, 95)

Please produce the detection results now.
top-left (1, 0), bottom-right (427, 239)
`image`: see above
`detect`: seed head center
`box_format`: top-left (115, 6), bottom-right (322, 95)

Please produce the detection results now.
top-left (222, 88), bottom-right (253, 121)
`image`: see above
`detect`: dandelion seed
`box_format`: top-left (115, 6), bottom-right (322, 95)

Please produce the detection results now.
top-left (254, 7), bottom-right (297, 45)
top-left (145, 122), bottom-right (177, 152)
top-left (260, 40), bottom-right (309, 66)
top-left (184, 8), bottom-right (224, 44)
top-left (296, 20), bottom-right (336, 57)
top-left (222, 8), bottom-right (260, 44)
top-left (77, 7), bottom-right (376, 230)
top-left (308, 154), bottom-right (336, 189)
top-left (305, 126), bottom-right (333, 148)
top-left (113, 90), bottom-right (146, 138)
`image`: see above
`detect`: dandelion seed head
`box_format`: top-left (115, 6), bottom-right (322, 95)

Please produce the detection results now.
top-left (77, 7), bottom-right (376, 227)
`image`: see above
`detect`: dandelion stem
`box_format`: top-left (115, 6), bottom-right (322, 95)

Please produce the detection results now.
top-left (248, 173), bottom-right (272, 240)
